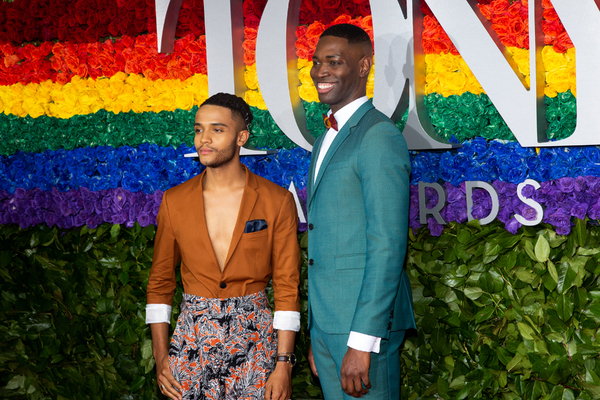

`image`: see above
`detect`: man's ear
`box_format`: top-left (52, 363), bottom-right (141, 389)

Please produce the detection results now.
top-left (237, 129), bottom-right (250, 147)
top-left (359, 55), bottom-right (373, 78)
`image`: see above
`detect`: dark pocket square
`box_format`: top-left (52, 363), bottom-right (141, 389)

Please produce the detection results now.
top-left (244, 219), bottom-right (268, 233)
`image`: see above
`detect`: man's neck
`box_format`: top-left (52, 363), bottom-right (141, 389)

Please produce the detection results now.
top-left (203, 162), bottom-right (246, 192)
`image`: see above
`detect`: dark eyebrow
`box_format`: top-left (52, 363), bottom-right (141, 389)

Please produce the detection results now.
top-left (194, 122), bottom-right (227, 127)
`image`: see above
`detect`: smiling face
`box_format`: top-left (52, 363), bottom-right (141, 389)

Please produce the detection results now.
top-left (194, 104), bottom-right (248, 169)
top-left (310, 35), bottom-right (372, 114)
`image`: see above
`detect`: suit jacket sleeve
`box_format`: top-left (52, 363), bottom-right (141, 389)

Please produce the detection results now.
top-left (350, 120), bottom-right (411, 338)
top-left (270, 191), bottom-right (301, 313)
top-left (146, 190), bottom-right (181, 305)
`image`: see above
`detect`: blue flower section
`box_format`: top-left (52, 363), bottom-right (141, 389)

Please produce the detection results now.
top-left (0, 143), bottom-right (312, 194)
top-left (410, 138), bottom-right (600, 186)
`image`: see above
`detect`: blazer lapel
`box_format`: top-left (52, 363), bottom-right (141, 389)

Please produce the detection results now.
top-left (310, 102), bottom-right (374, 206)
top-left (192, 170), bottom-right (221, 269)
top-left (307, 134), bottom-right (325, 205)
top-left (223, 166), bottom-right (258, 269)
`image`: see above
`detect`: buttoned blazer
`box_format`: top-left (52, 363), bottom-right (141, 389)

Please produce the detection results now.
top-left (307, 101), bottom-right (416, 338)
top-left (147, 166), bottom-right (301, 313)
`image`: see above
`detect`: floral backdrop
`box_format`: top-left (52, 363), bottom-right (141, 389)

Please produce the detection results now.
top-left (0, 0), bottom-right (591, 238)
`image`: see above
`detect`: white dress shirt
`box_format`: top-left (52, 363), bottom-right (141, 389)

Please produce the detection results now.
top-left (313, 96), bottom-right (381, 353)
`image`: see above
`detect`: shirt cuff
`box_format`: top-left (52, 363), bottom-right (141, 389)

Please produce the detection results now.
top-left (145, 303), bottom-right (172, 324)
top-left (347, 331), bottom-right (381, 353)
top-left (273, 311), bottom-right (301, 332)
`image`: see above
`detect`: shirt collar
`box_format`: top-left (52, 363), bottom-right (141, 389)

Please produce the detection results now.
top-left (328, 96), bottom-right (369, 132)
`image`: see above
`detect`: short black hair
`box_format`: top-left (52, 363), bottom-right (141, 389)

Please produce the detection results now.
top-left (200, 92), bottom-right (253, 129)
top-left (320, 23), bottom-right (372, 48)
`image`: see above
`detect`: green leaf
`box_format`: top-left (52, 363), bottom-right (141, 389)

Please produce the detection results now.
top-left (99, 256), bottom-right (120, 269)
top-left (518, 322), bottom-right (536, 340)
top-left (122, 327), bottom-right (138, 345)
top-left (556, 262), bottom-right (578, 294)
top-left (515, 268), bottom-right (536, 284)
top-left (548, 260), bottom-right (558, 283)
top-left (106, 316), bottom-right (129, 337)
top-left (497, 347), bottom-right (514, 366)
top-left (110, 224), bottom-right (121, 238)
top-left (457, 229), bottom-right (471, 244)
top-left (535, 235), bottom-right (550, 262)
top-left (129, 376), bottom-right (145, 392)
top-left (449, 375), bottom-right (465, 390)
top-left (581, 383), bottom-right (600, 399)
top-left (464, 286), bottom-right (483, 300)
top-left (431, 327), bottom-right (450, 356)
top-left (5, 375), bottom-right (25, 390)
top-left (574, 218), bottom-right (588, 247)
top-left (475, 306), bottom-right (495, 324)
top-left (556, 293), bottom-right (574, 322)
top-left (524, 239), bottom-right (537, 261)
top-left (498, 371), bottom-right (507, 387)
top-left (506, 354), bottom-right (525, 371)
top-left (141, 339), bottom-right (153, 360)
top-left (118, 271), bottom-right (129, 285)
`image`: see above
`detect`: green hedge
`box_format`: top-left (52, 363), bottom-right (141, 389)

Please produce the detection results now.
top-left (3, 220), bottom-right (600, 399)
top-left (0, 223), bottom-right (320, 400)
top-left (403, 219), bottom-right (600, 400)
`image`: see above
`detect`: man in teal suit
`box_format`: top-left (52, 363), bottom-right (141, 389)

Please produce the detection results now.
top-left (306, 24), bottom-right (416, 399)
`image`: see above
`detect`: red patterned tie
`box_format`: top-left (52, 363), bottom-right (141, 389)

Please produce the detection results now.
top-left (323, 113), bottom-right (338, 131)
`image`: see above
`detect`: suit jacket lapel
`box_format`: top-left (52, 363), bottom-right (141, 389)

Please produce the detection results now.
top-left (192, 170), bottom-right (221, 269)
top-left (308, 134), bottom-right (325, 205)
top-left (309, 102), bottom-right (374, 206)
top-left (223, 166), bottom-right (258, 269)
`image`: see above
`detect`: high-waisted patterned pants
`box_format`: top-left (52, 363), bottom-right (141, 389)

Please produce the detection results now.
top-left (169, 290), bottom-right (277, 400)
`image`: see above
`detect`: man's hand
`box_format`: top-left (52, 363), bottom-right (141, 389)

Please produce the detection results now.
top-left (156, 355), bottom-right (182, 400)
top-left (265, 362), bottom-right (293, 400)
top-left (340, 347), bottom-right (371, 398)
top-left (308, 343), bottom-right (318, 377)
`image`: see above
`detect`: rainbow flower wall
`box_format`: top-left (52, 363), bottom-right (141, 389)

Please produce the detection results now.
top-left (0, 0), bottom-right (594, 238)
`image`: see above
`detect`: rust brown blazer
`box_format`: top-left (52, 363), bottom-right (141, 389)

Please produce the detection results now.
top-left (146, 166), bottom-right (301, 313)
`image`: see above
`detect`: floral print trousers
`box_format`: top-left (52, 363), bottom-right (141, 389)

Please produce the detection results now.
top-left (169, 290), bottom-right (277, 400)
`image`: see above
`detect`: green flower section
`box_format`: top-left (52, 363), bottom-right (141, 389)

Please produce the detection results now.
top-left (0, 103), bottom-right (322, 156)
top-left (424, 90), bottom-right (577, 142)
top-left (0, 109), bottom-right (197, 156)
top-left (546, 90), bottom-right (577, 141)
top-left (0, 92), bottom-right (574, 156)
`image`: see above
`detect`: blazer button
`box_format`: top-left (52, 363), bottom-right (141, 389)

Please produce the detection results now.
top-left (308, 223), bottom-right (314, 230)
top-left (220, 282), bottom-right (227, 289)
top-left (308, 259), bottom-right (314, 266)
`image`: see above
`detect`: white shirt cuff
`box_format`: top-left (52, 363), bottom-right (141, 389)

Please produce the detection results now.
top-left (145, 304), bottom-right (172, 324)
top-left (347, 331), bottom-right (381, 353)
top-left (273, 311), bottom-right (301, 332)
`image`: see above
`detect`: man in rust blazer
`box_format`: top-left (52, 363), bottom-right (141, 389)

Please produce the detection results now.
top-left (146, 93), bottom-right (301, 400)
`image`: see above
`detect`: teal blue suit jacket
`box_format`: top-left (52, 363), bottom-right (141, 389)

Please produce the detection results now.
top-left (307, 101), bottom-right (416, 339)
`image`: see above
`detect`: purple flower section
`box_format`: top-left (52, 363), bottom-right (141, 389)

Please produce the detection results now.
top-left (0, 187), bottom-right (163, 229)
top-left (412, 176), bottom-right (600, 236)
top-left (297, 186), bottom-right (308, 232)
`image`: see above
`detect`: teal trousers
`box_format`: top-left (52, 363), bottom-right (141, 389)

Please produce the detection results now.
top-left (310, 315), bottom-right (405, 400)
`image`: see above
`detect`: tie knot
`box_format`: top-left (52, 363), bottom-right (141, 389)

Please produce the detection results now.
top-left (323, 113), bottom-right (338, 131)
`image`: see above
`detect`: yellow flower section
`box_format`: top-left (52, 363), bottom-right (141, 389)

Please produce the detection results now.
top-left (425, 52), bottom-right (488, 96)
top-left (424, 46), bottom-right (576, 98)
top-left (0, 72), bottom-right (209, 119)
top-left (542, 47), bottom-right (576, 97)
top-left (0, 46), bottom-right (575, 119)
top-left (244, 58), bottom-right (376, 108)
